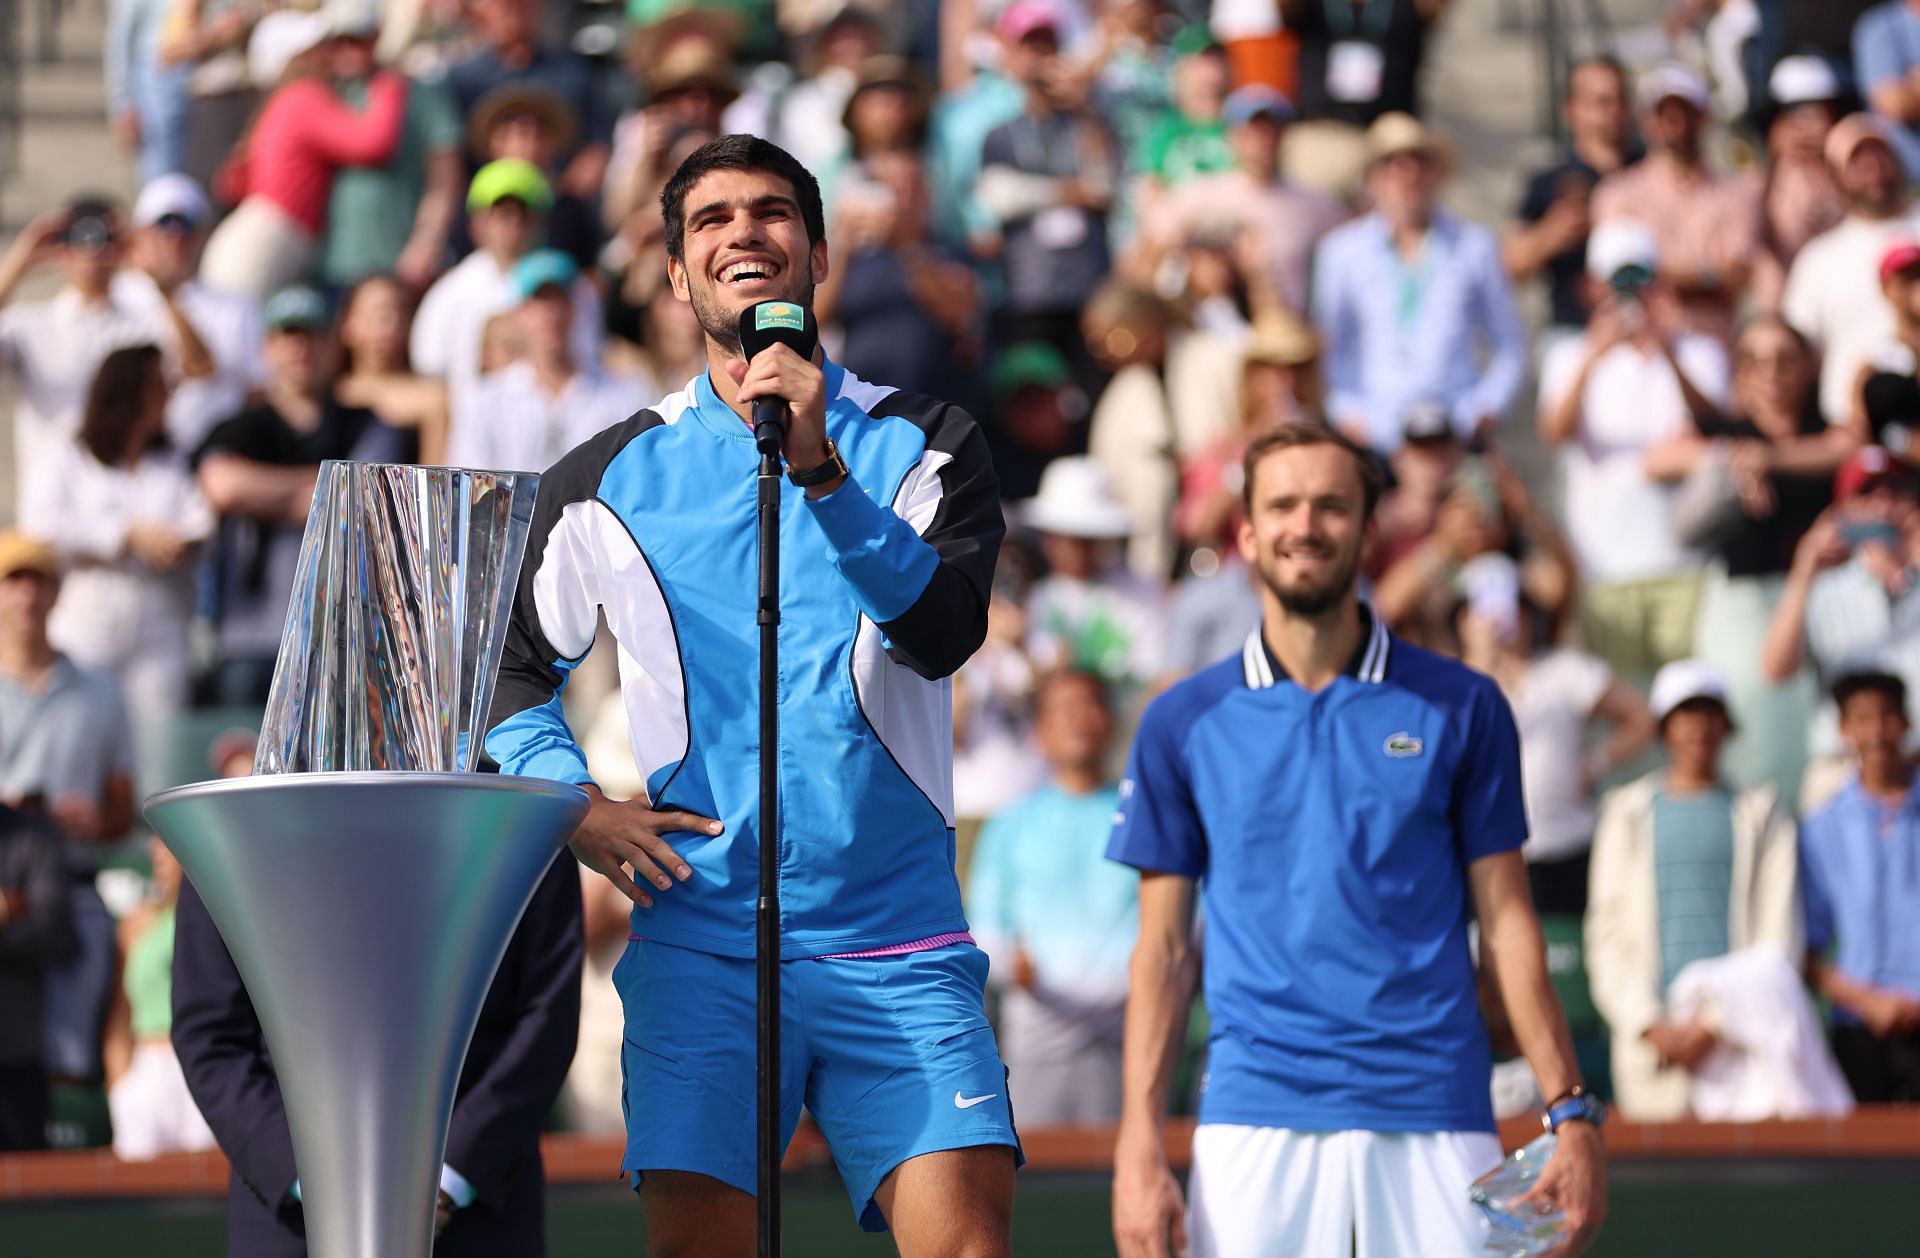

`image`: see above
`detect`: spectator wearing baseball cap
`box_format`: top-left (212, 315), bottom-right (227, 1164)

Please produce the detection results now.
top-left (1591, 62), bottom-right (1761, 345)
top-left (192, 285), bottom-right (411, 706)
top-left (1782, 113), bottom-right (1920, 427)
top-left (109, 174), bottom-right (265, 454)
top-left (1312, 112), bottom-right (1527, 452)
top-left (319, 18), bottom-right (465, 292)
top-left (980, 341), bottom-right (1077, 502)
top-left (1853, 239), bottom-right (1920, 446)
top-left (1855, 0), bottom-right (1920, 183)
top-left (447, 249), bottom-right (653, 476)
top-left (1509, 57), bottom-right (1641, 335)
top-left (464, 80), bottom-right (603, 276)
top-left (411, 160), bottom-right (605, 453)
top-left (1131, 27), bottom-right (1235, 194)
top-left (1586, 657), bottom-right (1805, 1121)
top-left (1538, 216), bottom-right (1731, 679)
top-left (1138, 84), bottom-right (1346, 318)
top-left (1746, 56), bottom-right (1850, 311)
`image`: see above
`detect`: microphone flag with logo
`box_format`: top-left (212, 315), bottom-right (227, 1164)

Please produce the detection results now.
top-left (737, 300), bottom-right (820, 456)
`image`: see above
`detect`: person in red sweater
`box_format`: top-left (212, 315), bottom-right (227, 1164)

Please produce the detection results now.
top-left (200, 8), bottom-right (408, 301)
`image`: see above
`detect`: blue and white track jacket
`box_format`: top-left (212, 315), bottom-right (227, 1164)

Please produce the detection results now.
top-left (484, 360), bottom-right (1004, 958)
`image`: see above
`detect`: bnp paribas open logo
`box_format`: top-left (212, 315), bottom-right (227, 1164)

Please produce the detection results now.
top-left (755, 302), bottom-right (805, 332)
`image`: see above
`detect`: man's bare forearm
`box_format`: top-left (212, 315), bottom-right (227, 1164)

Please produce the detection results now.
top-left (1118, 876), bottom-right (1198, 1139)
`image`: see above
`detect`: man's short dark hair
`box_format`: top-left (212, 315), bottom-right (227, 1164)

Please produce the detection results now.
top-left (1833, 670), bottom-right (1909, 716)
top-left (1035, 666), bottom-right (1112, 715)
top-left (1568, 55), bottom-right (1627, 98)
top-left (1240, 423), bottom-right (1385, 521)
top-left (660, 134), bottom-right (826, 266)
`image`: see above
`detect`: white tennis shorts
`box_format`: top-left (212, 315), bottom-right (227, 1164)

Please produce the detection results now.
top-left (1188, 1123), bottom-right (1503, 1258)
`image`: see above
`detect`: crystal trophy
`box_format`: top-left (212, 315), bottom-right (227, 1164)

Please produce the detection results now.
top-left (1470, 1132), bottom-right (1568, 1257)
top-left (145, 462), bottom-right (589, 1258)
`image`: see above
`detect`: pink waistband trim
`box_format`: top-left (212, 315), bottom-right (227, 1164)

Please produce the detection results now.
top-left (818, 931), bottom-right (975, 959)
top-left (625, 930), bottom-right (976, 960)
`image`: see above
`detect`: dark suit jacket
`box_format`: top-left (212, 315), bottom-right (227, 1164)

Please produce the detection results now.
top-left (172, 853), bottom-right (584, 1258)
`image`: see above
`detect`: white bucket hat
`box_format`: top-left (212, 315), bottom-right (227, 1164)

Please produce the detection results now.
top-left (1022, 457), bottom-right (1136, 541)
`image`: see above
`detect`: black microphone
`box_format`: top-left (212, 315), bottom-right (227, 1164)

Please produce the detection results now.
top-left (736, 300), bottom-right (820, 458)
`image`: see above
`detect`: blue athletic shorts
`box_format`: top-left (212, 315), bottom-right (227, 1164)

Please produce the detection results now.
top-left (612, 938), bottom-right (1024, 1231)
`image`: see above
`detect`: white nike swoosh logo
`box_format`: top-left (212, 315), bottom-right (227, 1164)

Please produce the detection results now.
top-left (953, 1091), bottom-right (997, 1109)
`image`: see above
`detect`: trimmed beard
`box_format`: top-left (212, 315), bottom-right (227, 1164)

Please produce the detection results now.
top-left (1259, 545), bottom-right (1362, 618)
top-left (687, 272), bottom-right (814, 359)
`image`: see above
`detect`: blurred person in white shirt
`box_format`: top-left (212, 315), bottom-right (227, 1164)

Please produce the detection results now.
top-left (411, 160), bottom-right (604, 450)
top-left (0, 195), bottom-right (213, 506)
top-left (1539, 218), bottom-right (1729, 678)
top-left (111, 174), bottom-right (264, 453)
top-left (1782, 114), bottom-right (1920, 427)
top-left (1454, 554), bottom-right (1656, 915)
top-left (20, 345), bottom-right (212, 730)
top-left (447, 250), bottom-right (652, 474)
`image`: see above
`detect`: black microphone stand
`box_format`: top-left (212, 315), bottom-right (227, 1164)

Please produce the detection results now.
top-left (753, 415), bottom-right (783, 1258)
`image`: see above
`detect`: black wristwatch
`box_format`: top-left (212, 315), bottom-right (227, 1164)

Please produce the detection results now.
top-left (1543, 1085), bottom-right (1606, 1132)
top-left (788, 439), bottom-right (848, 489)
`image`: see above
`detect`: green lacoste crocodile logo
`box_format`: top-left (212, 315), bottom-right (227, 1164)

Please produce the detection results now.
top-left (1383, 732), bottom-right (1424, 758)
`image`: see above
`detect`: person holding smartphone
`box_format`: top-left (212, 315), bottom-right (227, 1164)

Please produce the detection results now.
top-left (0, 197), bottom-right (212, 514)
top-left (1761, 446), bottom-right (1920, 809)
top-left (1538, 218), bottom-right (1729, 680)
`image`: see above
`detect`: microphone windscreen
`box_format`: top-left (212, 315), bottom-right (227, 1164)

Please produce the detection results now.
top-left (737, 300), bottom-right (819, 363)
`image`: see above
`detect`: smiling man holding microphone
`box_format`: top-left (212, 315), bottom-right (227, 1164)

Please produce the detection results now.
top-left (482, 134), bottom-right (1017, 1256)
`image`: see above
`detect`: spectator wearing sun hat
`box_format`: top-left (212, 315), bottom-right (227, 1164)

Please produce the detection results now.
top-left (1139, 84), bottom-right (1347, 318)
top-left (446, 0), bottom-right (613, 202)
top-left (448, 250), bottom-right (653, 474)
top-left (1022, 456), bottom-right (1166, 698)
top-left (1313, 112), bottom-right (1527, 452)
top-left (411, 160), bottom-right (605, 450)
top-left (1591, 62), bottom-right (1761, 345)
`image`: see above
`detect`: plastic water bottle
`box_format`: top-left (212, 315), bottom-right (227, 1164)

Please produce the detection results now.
top-left (1469, 1132), bottom-right (1567, 1257)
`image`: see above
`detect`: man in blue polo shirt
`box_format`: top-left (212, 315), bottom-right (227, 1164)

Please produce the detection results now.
top-left (1107, 425), bottom-right (1607, 1257)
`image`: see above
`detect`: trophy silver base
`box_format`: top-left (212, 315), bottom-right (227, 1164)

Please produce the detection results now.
top-left (147, 772), bottom-right (589, 1258)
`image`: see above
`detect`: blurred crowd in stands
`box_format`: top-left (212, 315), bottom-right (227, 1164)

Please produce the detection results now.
top-left (1, 0), bottom-right (1918, 1165)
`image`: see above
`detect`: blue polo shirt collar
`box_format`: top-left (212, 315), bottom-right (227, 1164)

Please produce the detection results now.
top-left (1242, 604), bottom-right (1390, 689)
